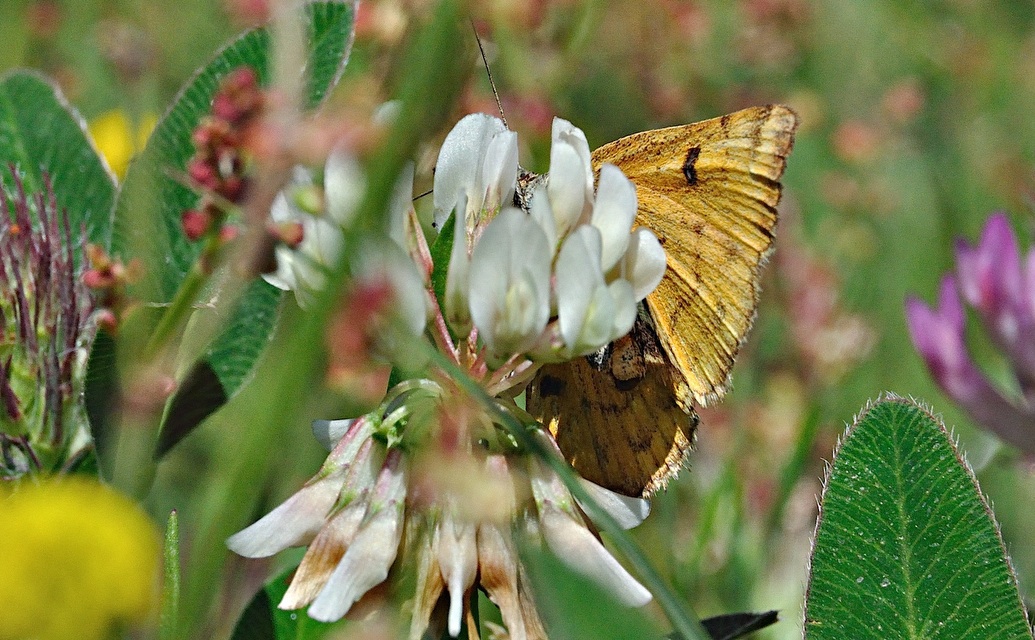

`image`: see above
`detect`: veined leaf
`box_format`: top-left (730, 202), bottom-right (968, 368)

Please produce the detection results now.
top-left (804, 396), bottom-right (1032, 639)
top-left (106, 1), bottom-right (355, 455)
top-left (0, 70), bottom-right (116, 248)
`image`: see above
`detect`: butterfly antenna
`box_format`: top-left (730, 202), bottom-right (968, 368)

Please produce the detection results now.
top-left (471, 20), bottom-right (507, 128)
top-left (412, 187), bottom-right (432, 202)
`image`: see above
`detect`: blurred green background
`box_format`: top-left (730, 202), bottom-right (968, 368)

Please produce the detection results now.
top-left (5, 0), bottom-right (1035, 637)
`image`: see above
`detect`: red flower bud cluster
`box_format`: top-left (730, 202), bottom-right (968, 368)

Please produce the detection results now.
top-left (181, 66), bottom-right (266, 242)
top-left (82, 243), bottom-right (140, 333)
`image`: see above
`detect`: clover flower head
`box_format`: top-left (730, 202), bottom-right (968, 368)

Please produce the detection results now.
top-left (0, 172), bottom-right (96, 479)
top-left (263, 150), bottom-right (429, 361)
top-left (434, 114), bottom-right (666, 366)
top-left (228, 391), bottom-right (651, 638)
top-left (231, 112), bottom-right (668, 638)
top-left (906, 212), bottom-right (1035, 455)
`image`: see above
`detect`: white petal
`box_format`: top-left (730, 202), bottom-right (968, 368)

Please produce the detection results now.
top-left (591, 164), bottom-right (638, 272)
top-left (304, 217), bottom-right (345, 268)
top-left (312, 419), bottom-right (355, 451)
top-left (622, 228), bottom-right (667, 301)
top-left (325, 147), bottom-right (366, 226)
top-left (307, 454), bottom-right (407, 622)
top-left (607, 279), bottom-right (637, 341)
top-left (556, 227), bottom-right (604, 349)
top-left (528, 184), bottom-right (558, 254)
top-left (547, 142), bottom-right (588, 237)
top-left (576, 478), bottom-right (651, 530)
top-left (306, 508), bottom-right (402, 621)
top-left (262, 245), bottom-right (298, 292)
top-left (436, 516), bottom-right (478, 636)
top-left (269, 191), bottom-right (294, 223)
top-left (539, 506), bottom-right (652, 607)
top-left (433, 113), bottom-right (507, 227)
top-left (469, 208), bottom-right (551, 356)
top-left (226, 475), bottom-right (343, 557)
top-left (481, 129), bottom-right (518, 213)
top-left (579, 283), bottom-right (618, 352)
top-left (373, 100), bottom-right (400, 126)
top-left (387, 162), bottom-right (415, 248)
top-left (551, 117), bottom-right (593, 199)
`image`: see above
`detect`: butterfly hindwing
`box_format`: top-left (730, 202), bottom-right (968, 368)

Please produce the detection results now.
top-left (527, 314), bottom-right (698, 497)
top-left (591, 104), bottom-right (798, 404)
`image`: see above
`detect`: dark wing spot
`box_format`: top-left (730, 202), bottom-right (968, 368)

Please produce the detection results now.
top-left (683, 146), bottom-right (701, 186)
top-left (614, 377), bottom-right (642, 392)
top-left (538, 375), bottom-right (566, 397)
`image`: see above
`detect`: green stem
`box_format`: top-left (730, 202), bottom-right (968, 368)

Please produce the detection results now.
top-left (145, 232), bottom-right (222, 358)
top-left (160, 510), bottom-right (181, 640)
top-left (426, 348), bottom-right (712, 640)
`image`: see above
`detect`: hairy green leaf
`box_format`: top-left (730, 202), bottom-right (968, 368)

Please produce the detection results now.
top-left (112, 2), bottom-right (354, 456)
top-left (0, 70), bottom-right (116, 248)
top-left (804, 396), bottom-right (1032, 639)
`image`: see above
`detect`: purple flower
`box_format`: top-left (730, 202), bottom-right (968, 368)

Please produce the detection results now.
top-left (906, 213), bottom-right (1035, 454)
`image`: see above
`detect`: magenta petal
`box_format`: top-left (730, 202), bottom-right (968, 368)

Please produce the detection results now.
top-left (957, 214), bottom-right (1026, 346)
top-left (1026, 249), bottom-right (1035, 319)
top-left (905, 277), bottom-right (966, 373)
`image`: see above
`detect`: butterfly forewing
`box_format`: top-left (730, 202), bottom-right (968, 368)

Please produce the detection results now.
top-left (591, 104), bottom-right (798, 405)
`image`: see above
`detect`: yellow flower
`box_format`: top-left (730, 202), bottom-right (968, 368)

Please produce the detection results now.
top-left (0, 477), bottom-right (161, 640)
top-left (88, 110), bottom-right (156, 179)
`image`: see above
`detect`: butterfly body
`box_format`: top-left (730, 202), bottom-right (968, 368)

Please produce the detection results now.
top-left (528, 105), bottom-right (799, 497)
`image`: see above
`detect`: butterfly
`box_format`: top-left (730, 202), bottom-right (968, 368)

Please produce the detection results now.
top-left (526, 105), bottom-right (799, 497)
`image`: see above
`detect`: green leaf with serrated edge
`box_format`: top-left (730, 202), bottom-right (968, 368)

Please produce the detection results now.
top-left (804, 396), bottom-right (1033, 640)
top-left (0, 70), bottom-right (116, 249)
top-left (156, 279), bottom-right (280, 457)
top-left (521, 543), bottom-right (661, 639)
top-left (111, 2), bottom-right (355, 296)
top-left (115, 2), bottom-right (354, 456)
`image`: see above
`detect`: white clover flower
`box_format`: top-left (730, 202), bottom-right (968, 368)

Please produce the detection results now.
top-left (534, 121), bottom-right (665, 359)
top-left (262, 165), bottom-right (348, 307)
top-left (263, 152), bottom-right (366, 303)
top-left (432, 113), bottom-right (518, 232)
top-left (228, 406), bottom-right (653, 637)
top-left (264, 152), bottom-right (428, 357)
top-left (468, 208), bottom-right (552, 359)
top-left (433, 113), bottom-right (666, 365)
top-left (230, 113), bottom-right (671, 640)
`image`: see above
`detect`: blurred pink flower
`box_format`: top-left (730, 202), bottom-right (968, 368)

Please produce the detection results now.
top-left (906, 213), bottom-right (1035, 454)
